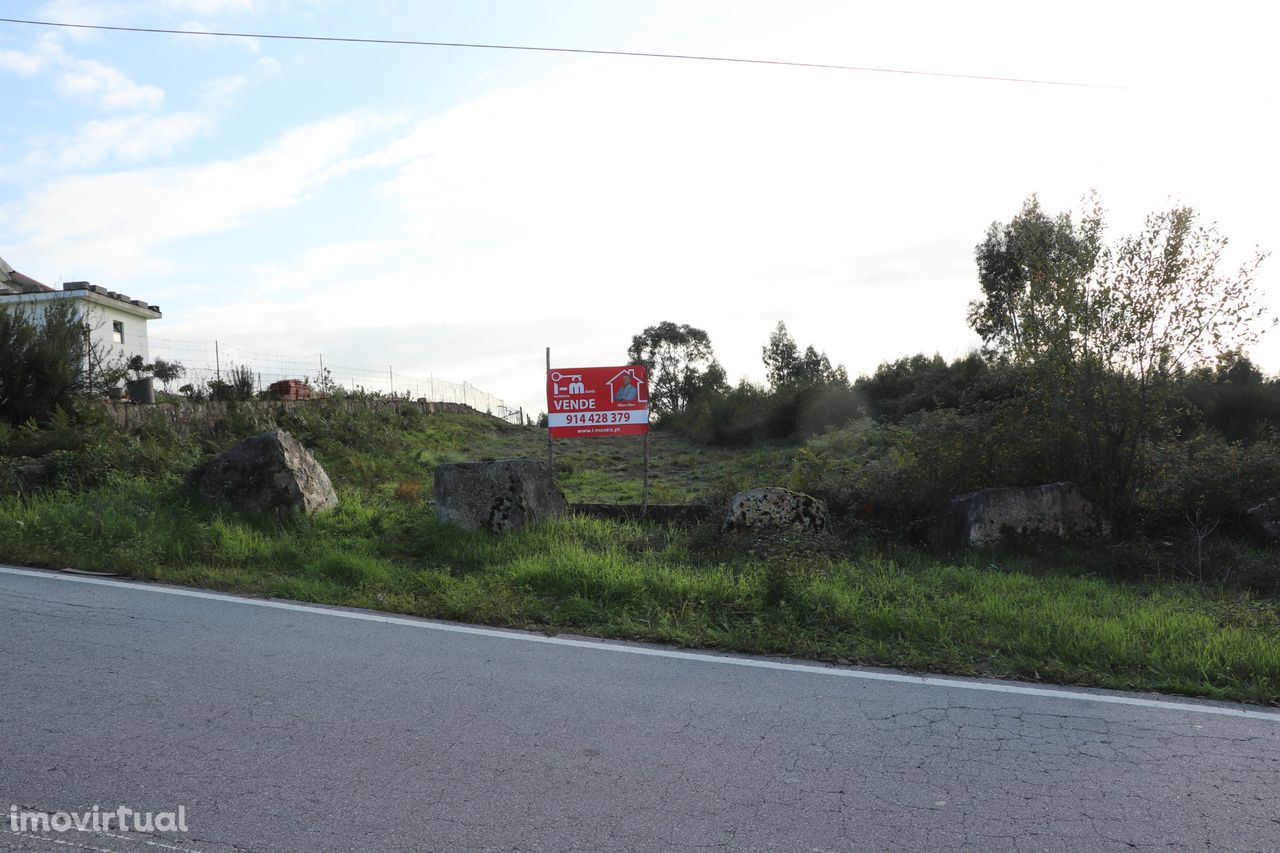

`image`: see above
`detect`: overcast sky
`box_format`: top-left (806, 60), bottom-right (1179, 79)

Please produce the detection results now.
top-left (2, 0), bottom-right (1277, 414)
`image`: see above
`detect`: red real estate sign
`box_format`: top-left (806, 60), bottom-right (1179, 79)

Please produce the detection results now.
top-left (546, 365), bottom-right (649, 438)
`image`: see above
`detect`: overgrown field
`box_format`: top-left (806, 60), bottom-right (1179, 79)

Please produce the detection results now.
top-left (1, 403), bottom-right (1277, 706)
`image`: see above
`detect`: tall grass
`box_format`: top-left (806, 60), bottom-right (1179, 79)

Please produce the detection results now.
top-left (2, 404), bottom-right (1277, 705)
top-left (1, 474), bottom-right (1277, 705)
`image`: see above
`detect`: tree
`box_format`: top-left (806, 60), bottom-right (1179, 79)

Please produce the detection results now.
top-left (1209, 349), bottom-right (1265, 385)
top-left (627, 321), bottom-right (727, 417)
top-left (855, 352), bottom-right (1016, 422)
top-left (762, 321), bottom-right (848, 388)
top-left (762, 322), bottom-right (800, 387)
top-left (969, 194), bottom-right (1270, 521)
top-left (0, 301), bottom-right (95, 425)
top-left (151, 358), bottom-right (185, 393)
top-left (968, 195), bottom-right (1104, 365)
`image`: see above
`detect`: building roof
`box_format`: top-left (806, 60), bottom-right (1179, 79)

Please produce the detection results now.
top-left (0, 256), bottom-right (160, 315)
top-left (0, 256), bottom-right (54, 295)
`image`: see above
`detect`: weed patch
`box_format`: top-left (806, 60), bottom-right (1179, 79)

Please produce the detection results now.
top-left (2, 408), bottom-right (1276, 705)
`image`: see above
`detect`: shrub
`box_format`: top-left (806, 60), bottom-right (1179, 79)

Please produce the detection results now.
top-left (855, 353), bottom-right (1022, 422)
top-left (0, 301), bottom-right (98, 425)
top-left (667, 380), bottom-right (864, 446)
top-left (208, 365), bottom-right (256, 402)
top-left (1139, 432), bottom-right (1280, 532)
top-left (1178, 376), bottom-right (1280, 443)
top-left (790, 404), bottom-right (1073, 531)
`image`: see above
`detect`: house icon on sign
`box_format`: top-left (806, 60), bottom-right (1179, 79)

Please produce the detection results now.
top-left (606, 369), bottom-right (647, 404)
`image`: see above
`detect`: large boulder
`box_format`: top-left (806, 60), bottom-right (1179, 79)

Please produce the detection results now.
top-left (932, 482), bottom-right (1107, 548)
top-left (1245, 497), bottom-right (1280, 544)
top-left (722, 487), bottom-right (827, 534)
top-left (434, 459), bottom-right (566, 533)
top-left (0, 461), bottom-right (51, 494)
top-left (191, 430), bottom-right (338, 520)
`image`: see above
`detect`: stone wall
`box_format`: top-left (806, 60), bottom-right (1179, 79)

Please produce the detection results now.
top-left (98, 397), bottom-right (490, 431)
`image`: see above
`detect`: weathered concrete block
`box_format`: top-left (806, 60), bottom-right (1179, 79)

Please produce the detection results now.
top-left (722, 487), bottom-right (827, 534)
top-left (191, 430), bottom-right (338, 520)
top-left (1245, 496), bottom-right (1280, 544)
top-left (932, 482), bottom-right (1107, 548)
top-left (434, 459), bottom-right (566, 533)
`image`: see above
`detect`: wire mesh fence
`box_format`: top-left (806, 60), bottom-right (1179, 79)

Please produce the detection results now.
top-left (127, 333), bottom-right (523, 423)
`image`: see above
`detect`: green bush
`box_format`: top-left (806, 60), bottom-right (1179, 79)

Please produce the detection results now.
top-left (208, 365), bottom-right (256, 402)
top-left (1175, 353), bottom-right (1280, 442)
top-left (790, 404), bottom-right (1074, 530)
top-left (666, 380), bottom-right (864, 446)
top-left (1140, 432), bottom-right (1280, 532)
top-left (0, 301), bottom-right (98, 425)
top-left (854, 353), bottom-right (1022, 422)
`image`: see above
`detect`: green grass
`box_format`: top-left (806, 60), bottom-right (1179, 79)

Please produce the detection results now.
top-left (1, 406), bottom-right (1277, 706)
top-left (264, 408), bottom-right (790, 504)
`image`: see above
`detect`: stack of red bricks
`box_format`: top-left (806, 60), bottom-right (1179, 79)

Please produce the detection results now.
top-left (267, 379), bottom-right (312, 401)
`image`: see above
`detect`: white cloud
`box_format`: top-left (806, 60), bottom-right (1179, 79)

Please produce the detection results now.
top-left (1, 111), bottom-right (394, 277)
top-left (161, 0), bottom-right (259, 16)
top-left (88, 43), bottom-right (1278, 404)
top-left (0, 49), bottom-right (45, 75)
top-left (2, 35), bottom-right (167, 111)
top-left (37, 0), bottom-right (258, 23)
top-left (199, 74), bottom-right (248, 101)
top-left (340, 53), bottom-right (1280, 386)
top-left (243, 241), bottom-right (382, 294)
top-left (34, 0), bottom-right (122, 29)
top-left (43, 112), bottom-right (214, 169)
top-left (175, 19), bottom-right (261, 52)
top-left (197, 55), bottom-right (279, 104)
top-left (7, 0), bottom-right (1278, 400)
top-left (55, 56), bottom-right (165, 109)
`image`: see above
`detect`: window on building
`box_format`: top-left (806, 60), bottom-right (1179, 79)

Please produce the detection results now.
top-left (112, 321), bottom-right (124, 344)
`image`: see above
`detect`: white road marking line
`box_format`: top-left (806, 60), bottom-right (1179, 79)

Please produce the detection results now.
top-left (10, 831), bottom-right (123, 853)
top-left (7, 814), bottom-right (193, 853)
top-left (3, 563), bottom-right (1278, 722)
top-left (81, 831), bottom-right (187, 852)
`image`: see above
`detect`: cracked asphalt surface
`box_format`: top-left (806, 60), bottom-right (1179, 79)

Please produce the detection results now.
top-left (1, 567), bottom-right (1278, 852)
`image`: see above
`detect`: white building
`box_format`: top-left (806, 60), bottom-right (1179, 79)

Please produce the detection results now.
top-left (0, 256), bottom-right (162, 379)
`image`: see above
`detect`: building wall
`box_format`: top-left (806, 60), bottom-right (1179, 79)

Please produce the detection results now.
top-left (81, 301), bottom-right (150, 368)
top-left (0, 293), bottom-right (153, 380)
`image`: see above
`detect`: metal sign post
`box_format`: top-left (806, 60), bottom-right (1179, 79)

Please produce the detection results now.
top-left (545, 348), bottom-right (553, 473)
top-left (641, 431), bottom-right (650, 516)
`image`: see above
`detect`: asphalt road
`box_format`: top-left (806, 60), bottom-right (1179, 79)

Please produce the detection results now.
top-left (1, 564), bottom-right (1278, 852)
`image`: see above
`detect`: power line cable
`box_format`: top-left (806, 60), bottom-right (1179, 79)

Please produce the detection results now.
top-left (0, 17), bottom-right (1126, 90)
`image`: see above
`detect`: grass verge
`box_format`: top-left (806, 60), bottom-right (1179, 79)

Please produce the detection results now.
top-left (2, 469), bottom-right (1277, 706)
